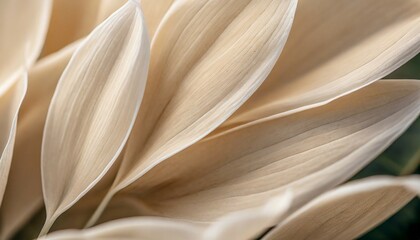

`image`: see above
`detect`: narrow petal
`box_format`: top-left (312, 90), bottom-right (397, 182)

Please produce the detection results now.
top-left (42, 193), bottom-right (291, 240)
top-left (264, 176), bottom-right (420, 240)
top-left (0, 43), bottom-right (77, 240)
top-left (40, 0), bottom-right (125, 57)
top-left (140, 0), bottom-right (176, 38)
top-left (40, 1), bottom-right (150, 234)
top-left (118, 0), bottom-right (297, 202)
top-left (0, 0), bottom-right (51, 95)
top-left (0, 75), bottom-right (27, 206)
top-left (122, 80), bottom-right (420, 221)
top-left (223, 0), bottom-right (420, 129)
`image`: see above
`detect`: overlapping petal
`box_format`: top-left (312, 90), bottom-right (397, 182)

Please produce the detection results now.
top-left (40, 1), bottom-right (150, 234)
top-left (86, 0), bottom-right (298, 226)
top-left (223, 0), bottom-right (420, 129)
top-left (118, 80), bottom-right (420, 221)
top-left (0, 43), bottom-right (78, 240)
top-left (264, 176), bottom-right (420, 240)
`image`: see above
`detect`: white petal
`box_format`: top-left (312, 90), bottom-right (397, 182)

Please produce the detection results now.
top-left (40, 1), bottom-right (150, 234)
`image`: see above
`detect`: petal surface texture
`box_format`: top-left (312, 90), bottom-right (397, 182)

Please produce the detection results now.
top-left (223, 0), bottom-right (420, 129)
top-left (124, 80), bottom-right (420, 221)
top-left (40, 1), bottom-right (150, 234)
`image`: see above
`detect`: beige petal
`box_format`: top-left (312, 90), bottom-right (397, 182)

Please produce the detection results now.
top-left (0, 0), bottom-right (51, 95)
top-left (42, 193), bottom-right (291, 240)
top-left (264, 176), bottom-right (420, 240)
top-left (140, 0), bottom-right (175, 38)
top-left (0, 42), bottom-right (78, 240)
top-left (121, 80), bottom-right (420, 221)
top-left (87, 0), bottom-right (297, 226)
top-left (40, 2), bottom-right (150, 235)
top-left (40, 0), bottom-right (125, 57)
top-left (0, 75), bottom-right (27, 206)
top-left (223, 0), bottom-right (420, 129)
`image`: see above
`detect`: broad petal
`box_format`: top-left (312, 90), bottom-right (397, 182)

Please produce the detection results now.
top-left (0, 75), bottom-right (27, 206)
top-left (123, 80), bottom-right (420, 221)
top-left (264, 176), bottom-right (420, 240)
top-left (40, 2), bottom-right (150, 234)
top-left (223, 0), bottom-right (420, 129)
top-left (0, 0), bottom-right (51, 95)
top-left (0, 43), bottom-right (77, 240)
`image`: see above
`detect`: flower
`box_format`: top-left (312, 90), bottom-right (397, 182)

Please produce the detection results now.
top-left (0, 0), bottom-right (419, 239)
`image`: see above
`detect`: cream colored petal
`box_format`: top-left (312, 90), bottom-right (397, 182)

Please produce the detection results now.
top-left (42, 193), bottom-right (291, 240)
top-left (264, 176), bottom-right (420, 240)
top-left (40, 0), bottom-right (125, 57)
top-left (223, 0), bottom-right (420, 129)
top-left (0, 42), bottom-right (78, 240)
top-left (122, 80), bottom-right (420, 221)
top-left (0, 0), bottom-right (51, 95)
top-left (140, 0), bottom-right (175, 38)
top-left (119, 0), bottom-right (297, 199)
top-left (86, 0), bottom-right (297, 227)
top-left (0, 75), bottom-right (27, 206)
top-left (40, 2), bottom-right (150, 235)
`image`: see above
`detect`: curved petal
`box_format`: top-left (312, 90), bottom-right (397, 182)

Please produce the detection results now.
top-left (0, 42), bottom-right (78, 240)
top-left (122, 80), bottom-right (420, 221)
top-left (40, 1), bottom-right (150, 234)
top-left (0, 0), bottom-right (51, 95)
top-left (264, 176), bottom-right (420, 240)
top-left (223, 0), bottom-right (420, 129)
top-left (87, 0), bottom-right (298, 226)
top-left (42, 193), bottom-right (291, 240)
top-left (0, 75), bottom-right (27, 206)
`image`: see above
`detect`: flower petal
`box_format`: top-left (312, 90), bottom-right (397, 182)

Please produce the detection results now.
top-left (264, 176), bottom-right (420, 240)
top-left (86, 0), bottom-right (297, 226)
top-left (223, 0), bottom-right (420, 128)
top-left (119, 0), bottom-right (297, 201)
top-left (0, 75), bottom-right (27, 206)
top-left (123, 80), bottom-right (420, 221)
top-left (0, 43), bottom-right (77, 240)
top-left (40, 1), bottom-right (150, 234)
top-left (0, 0), bottom-right (51, 95)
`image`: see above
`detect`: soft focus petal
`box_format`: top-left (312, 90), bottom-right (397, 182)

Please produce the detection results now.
top-left (223, 0), bottom-right (420, 129)
top-left (121, 80), bottom-right (420, 221)
top-left (40, 1), bottom-right (150, 234)
top-left (0, 0), bottom-right (51, 95)
top-left (0, 43), bottom-right (77, 240)
top-left (264, 176), bottom-right (420, 240)
top-left (0, 75), bottom-right (27, 206)
top-left (40, 0), bottom-right (125, 57)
